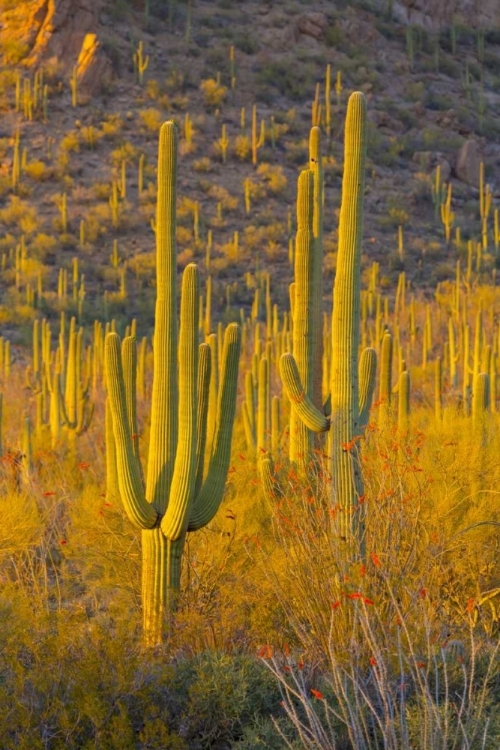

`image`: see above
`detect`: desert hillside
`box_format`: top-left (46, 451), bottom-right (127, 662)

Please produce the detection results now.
top-left (0, 0), bottom-right (499, 340)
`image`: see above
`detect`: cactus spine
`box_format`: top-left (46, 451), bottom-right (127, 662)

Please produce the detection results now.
top-left (105, 122), bottom-right (241, 646)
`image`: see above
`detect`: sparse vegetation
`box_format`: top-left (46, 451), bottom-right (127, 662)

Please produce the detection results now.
top-left (0, 0), bottom-right (498, 747)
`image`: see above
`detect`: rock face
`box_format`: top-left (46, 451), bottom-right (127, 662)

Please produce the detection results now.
top-left (0, 0), bottom-right (111, 94)
top-left (293, 12), bottom-right (329, 42)
top-left (376, 0), bottom-right (500, 29)
top-left (75, 32), bottom-right (112, 96)
top-left (455, 139), bottom-right (482, 187)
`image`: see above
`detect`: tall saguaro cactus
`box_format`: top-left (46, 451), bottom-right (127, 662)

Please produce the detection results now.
top-left (328, 91), bottom-right (367, 542)
top-left (105, 122), bottom-right (241, 646)
top-left (279, 92), bottom-right (371, 546)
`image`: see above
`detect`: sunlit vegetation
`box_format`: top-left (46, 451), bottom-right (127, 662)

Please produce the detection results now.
top-left (0, 0), bottom-right (499, 746)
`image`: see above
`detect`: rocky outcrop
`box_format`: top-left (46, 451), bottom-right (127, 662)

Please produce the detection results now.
top-left (293, 12), bottom-right (329, 42)
top-left (0, 0), bottom-right (111, 94)
top-left (455, 139), bottom-right (482, 186)
top-left (376, 0), bottom-right (500, 30)
top-left (75, 32), bottom-right (112, 96)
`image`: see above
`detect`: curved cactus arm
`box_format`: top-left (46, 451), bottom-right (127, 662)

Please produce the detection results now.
top-left (259, 456), bottom-right (284, 503)
top-left (74, 391), bottom-right (94, 436)
top-left (194, 342), bottom-right (211, 497)
top-left (188, 323), bottom-right (241, 532)
top-left (105, 332), bottom-right (158, 530)
top-left (280, 353), bottom-right (330, 433)
top-left (161, 264), bottom-right (199, 540)
top-left (358, 347), bottom-right (377, 427)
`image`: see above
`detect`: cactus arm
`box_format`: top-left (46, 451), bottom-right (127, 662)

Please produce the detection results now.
top-left (257, 356), bottom-right (269, 453)
top-left (473, 372), bottom-right (490, 427)
top-left (280, 353), bottom-right (330, 433)
top-left (259, 456), bottom-right (284, 502)
top-left (242, 400), bottom-right (256, 450)
top-left (161, 264), bottom-right (199, 540)
top-left (379, 332), bottom-right (393, 419)
top-left (122, 336), bottom-right (140, 461)
top-left (289, 170), bottom-right (315, 466)
top-left (398, 369), bottom-right (411, 431)
top-left (75, 392), bottom-right (94, 435)
top-left (64, 324), bottom-right (77, 427)
top-left (146, 121), bottom-right (179, 513)
top-left (188, 323), bottom-right (241, 531)
top-left (244, 370), bottom-right (255, 439)
top-left (358, 347), bottom-right (377, 427)
top-left (105, 332), bottom-right (158, 529)
top-left (105, 396), bottom-right (119, 501)
top-left (49, 369), bottom-right (62, 447)
top-left (194, 342), bottom-right (211, 497)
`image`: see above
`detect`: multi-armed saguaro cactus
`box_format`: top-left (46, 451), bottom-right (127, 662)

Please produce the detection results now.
top-left (277, 92), bottom-right (374, 546)
top-left (105, 122), bottom-right (241, 647)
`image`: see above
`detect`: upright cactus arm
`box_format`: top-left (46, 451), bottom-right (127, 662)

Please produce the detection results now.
top-left (473, 372), bottom-right (490, 426)
top-left (105, 396), bottom-right (119, 502)
top-left (64, 325), bottom-right (78, 427)
top-left (358, 347), bottom-right (377, 427)
top-left (194, 342), bottom-right (211, 497)
top-left (74, 387), bottom-right (94, 435)
top-left (122, 336), bottom-right (140, 461)
top-left (280, 353), bottom-right (329, 432)
top-left (49, 369), bottom-right (63, 447)
top-left (398, 369), bottom-right (411, 431)
top-left (105, 332), bottom-right (158, 530)
top-left (146, 121), bottom-right (179, 513)
top-left (259, 456), bottom-right (284, 502)
top-left (161, 264), bottom-right (199, 541)
top-left (188, 322), bottom-right (241, 531)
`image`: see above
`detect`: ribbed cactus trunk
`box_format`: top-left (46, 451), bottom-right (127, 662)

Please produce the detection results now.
top-left (329, 92), bottom-right (367, 543)
top-left (290, 170), bottom-right (315, 469)
top-left (309, 126), bottom-right (324, 408)
top-left (146, 123), bottom-right (178, 511)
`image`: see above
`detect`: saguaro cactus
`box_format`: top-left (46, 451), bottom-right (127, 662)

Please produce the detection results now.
top-left (279, 92), bottom-right (371, 545)
top-left (105, 122), bottom-right (241, 646)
